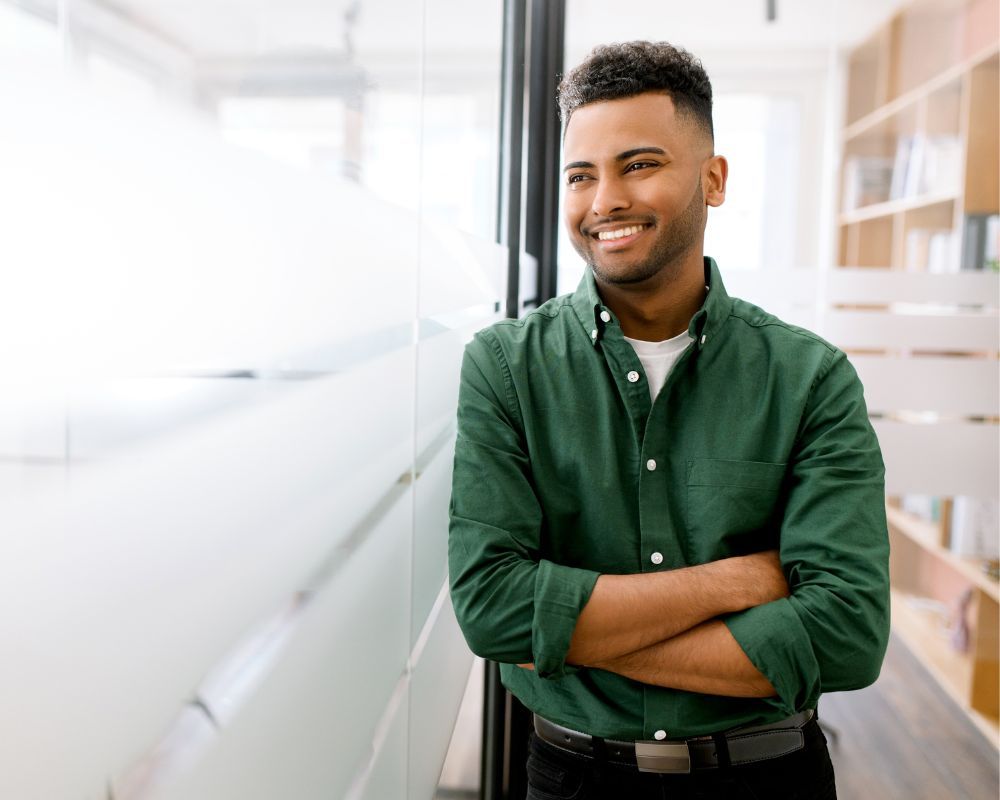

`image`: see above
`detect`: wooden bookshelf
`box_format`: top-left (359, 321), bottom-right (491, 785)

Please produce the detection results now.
top-left (887, 505), bottom-right (999, 602)
top-left (839, 0), bottom-right (1000, 748)
top-left (887, 503), bottom-right (999, 747)
top-left (838, 0), bottom-right (999, 272)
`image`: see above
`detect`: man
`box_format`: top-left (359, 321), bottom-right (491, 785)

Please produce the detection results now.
top-left (449, 41), bottom-right (889, 799)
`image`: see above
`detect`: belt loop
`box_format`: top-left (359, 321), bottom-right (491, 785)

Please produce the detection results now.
top-left (591, 736), bottom-right (608, 788)
top-left (711, 733), bottom-right (732, 769)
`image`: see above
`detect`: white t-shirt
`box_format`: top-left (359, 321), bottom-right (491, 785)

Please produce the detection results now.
top-left (624, 330), bottom-right (694, 401)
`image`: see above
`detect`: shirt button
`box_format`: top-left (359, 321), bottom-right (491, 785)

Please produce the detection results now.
top-left (627, 370), bottom-right (640, 383)
top-left (600, 310), bottom-right (611, 322)
top-left (650, 551), bottom-right (664, 565)
top-left (646, 459), bottom-right (656, 471)
top-left (654, 729), bottom-right (667, 740)
top-left (591, 329), bottom-right (598, 340)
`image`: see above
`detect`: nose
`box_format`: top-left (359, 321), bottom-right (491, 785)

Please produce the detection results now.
top-left (590, 175), bottom-right (630, 218)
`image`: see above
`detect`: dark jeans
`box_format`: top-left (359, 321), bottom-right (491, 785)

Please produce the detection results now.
top-left (525, 717), bottom-right (837, 800)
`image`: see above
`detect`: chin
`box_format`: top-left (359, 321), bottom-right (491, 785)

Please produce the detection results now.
top-left (589, 255), bottom-right (661, 286)
top-left (592, 266), bottom-right (657, 286)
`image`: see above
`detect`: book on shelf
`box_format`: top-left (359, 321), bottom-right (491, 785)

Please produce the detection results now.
top-left (842, 155), bottom-right (894, 212)
top-left (928, 230), bottom-right (958, 272)
top-left (889, 137), bottom-right (914, 201)
top-left (907, 228), bottom-right (960, 271)
top-left (900, 494), bottom-right (943, 523)
top-left (950, 496), bottom-right (1000, 559)
top-left (885, 134), bottom-right (961, 202)
top-left (919, 135), bottom-right (963, 196)
top-left (902, 135), bottom-right (925, 199)
top-left (961, 213), bottom-right (1000, 270)
top-left (905, 229), bottom-right (931, 271)
top-left (990, 215), bottom-right (1000, 272)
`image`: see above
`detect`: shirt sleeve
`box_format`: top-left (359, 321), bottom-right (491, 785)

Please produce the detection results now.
top-left (448, 329), bottom-right (600, 679)
top-left (724, 347), bottom-right (890, 713)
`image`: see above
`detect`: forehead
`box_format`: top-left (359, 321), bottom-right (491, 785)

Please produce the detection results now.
top-left (563, 92), bottom-right (692, 162)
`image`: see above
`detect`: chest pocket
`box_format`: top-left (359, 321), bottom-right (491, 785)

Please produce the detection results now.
top-left (685, 458), bottom-right (787, 562)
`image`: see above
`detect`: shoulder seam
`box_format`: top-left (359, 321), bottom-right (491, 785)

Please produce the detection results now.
top-left (491, 296), bottom-right (576, 329)
top-left (727, 311), bottom-right (838, 354)
top-left (478, 328), bottom-right (523, 428)
top-left (793, 346), bottom-right (841, 450)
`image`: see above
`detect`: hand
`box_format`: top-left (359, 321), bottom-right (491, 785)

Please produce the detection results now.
top-left (517, 663), bottom-right (535, 670)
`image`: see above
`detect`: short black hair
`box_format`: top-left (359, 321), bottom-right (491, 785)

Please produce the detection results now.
top-left (558, 41), bottom-right (714, 140)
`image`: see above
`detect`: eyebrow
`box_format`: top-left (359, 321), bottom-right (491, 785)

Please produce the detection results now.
top-left (563, 147), bottom-right (667, 172)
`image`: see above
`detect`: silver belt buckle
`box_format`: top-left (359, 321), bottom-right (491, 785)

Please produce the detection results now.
top-left (635, 740), bottom-right (691, 774)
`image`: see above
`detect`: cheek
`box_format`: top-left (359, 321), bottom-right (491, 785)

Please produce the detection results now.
top-left (563, 194), bottom-right (590, 232)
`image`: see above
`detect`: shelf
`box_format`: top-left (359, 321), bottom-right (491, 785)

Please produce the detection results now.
top-left (840, 192), bottom-right (957, 225)
top-left (844, 1), bottom-right (1000, 755)
top-left (892, 589), bottom-right (1000, 747)
top-left (844, 43), bottom-right (999, 140)
top-left (886, 504), bottom-right (1000, 602)
top-left (891, 589), bottom-right (1000, 748)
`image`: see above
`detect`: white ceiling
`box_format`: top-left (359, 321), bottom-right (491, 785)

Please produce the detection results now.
top-left (565, 0), bottom-right (911, 61)
top-left (94, 0), bottom-right (909, 60)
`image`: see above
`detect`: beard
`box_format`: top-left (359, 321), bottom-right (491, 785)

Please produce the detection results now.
top-left (575, 178), bottom-right (704, 287)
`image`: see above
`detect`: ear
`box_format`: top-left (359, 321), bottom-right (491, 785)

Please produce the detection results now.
top-left (703, 155), bottom-right (728, 207)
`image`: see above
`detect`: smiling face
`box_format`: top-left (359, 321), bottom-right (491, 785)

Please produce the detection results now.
top-left (562, 92), bottom-right (726, 288)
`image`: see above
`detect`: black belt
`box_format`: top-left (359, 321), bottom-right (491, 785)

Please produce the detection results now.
top-left (533, 709), bottom-right (815, 774)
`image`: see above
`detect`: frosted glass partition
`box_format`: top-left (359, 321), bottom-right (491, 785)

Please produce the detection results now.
top-left (0, 1), bottom-right (504, 798)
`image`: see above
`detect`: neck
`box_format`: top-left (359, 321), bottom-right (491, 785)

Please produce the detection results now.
top-left (595, 253), bottom-right (707, 341)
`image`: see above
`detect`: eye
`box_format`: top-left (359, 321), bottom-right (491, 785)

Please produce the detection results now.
top-left (566, 173), bottom-right (590, 185)
top-left (625, 161), bottom-right (656, 173)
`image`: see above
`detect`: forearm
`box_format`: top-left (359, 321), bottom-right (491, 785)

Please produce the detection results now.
top-left (592, 619), bottom-right (777, 698)
top-left (565, 551), bottom-right (787, 666)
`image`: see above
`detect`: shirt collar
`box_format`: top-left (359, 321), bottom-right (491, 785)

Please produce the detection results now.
top-left (570, 256), bottom-right (733, 351)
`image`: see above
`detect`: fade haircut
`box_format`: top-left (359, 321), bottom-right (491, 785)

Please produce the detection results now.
top-left (558, 41), bottom-right (714, 142)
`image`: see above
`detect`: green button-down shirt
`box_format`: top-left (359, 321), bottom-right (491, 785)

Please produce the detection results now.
top-left (448, 258), bottom-right (890, 740)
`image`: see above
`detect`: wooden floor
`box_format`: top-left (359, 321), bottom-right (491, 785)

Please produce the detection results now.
top-left (821, 634), bottom-right (999, 800)
top-left (436, 635), bottom-right (1000, 799)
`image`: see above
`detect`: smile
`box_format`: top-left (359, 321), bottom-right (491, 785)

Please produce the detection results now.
top-left (593, 223), bottom-right (651, 241)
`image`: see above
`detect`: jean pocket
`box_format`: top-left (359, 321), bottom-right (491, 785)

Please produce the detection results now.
top-left (525, 748), bottom-right (587, 800)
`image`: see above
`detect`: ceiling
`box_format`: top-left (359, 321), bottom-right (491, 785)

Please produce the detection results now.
top-left (565, 0), bottom-right (911, 60)
top-left (86, 0), bottom-right (910, 61)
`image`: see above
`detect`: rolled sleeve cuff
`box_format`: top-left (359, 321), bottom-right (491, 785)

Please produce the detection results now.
top-left (724, 598), bottom-right (822, 714)
top-left (532, 558), bottom-right (600, 680)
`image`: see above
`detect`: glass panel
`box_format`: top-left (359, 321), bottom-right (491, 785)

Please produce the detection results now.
top-left (408, 597), bottom-right (475, 800)
top-left (412, 439), bottom-right (455, 646)
top-left (435, 658), bottom-right (484, 798)
top-left (1, 0), bottom-right (505, 797)
top-left (0, 1), bottom-right (60, 78)
top-left (359, 686), bottom-right (409, 800)
top-left (421, 0), bottom-right (503, 240)
top-left (149, 494), bottom-right (413, 799)
top-left (2, 352), bottom-right (415, 797)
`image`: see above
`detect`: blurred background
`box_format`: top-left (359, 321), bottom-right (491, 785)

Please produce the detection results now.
top-left (0, 0), bottom-right (996, 798)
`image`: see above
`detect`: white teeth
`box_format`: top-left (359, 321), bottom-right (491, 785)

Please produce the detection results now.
top-left (597, 224), bottom-right (646, 241)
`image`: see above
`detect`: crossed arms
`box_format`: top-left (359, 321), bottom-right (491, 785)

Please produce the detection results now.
top-left (518, 551), bottom-right (789, 698)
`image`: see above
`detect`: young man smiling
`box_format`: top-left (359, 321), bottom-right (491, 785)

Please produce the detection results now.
top-left (449, 41), bottom-right (889, 799)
